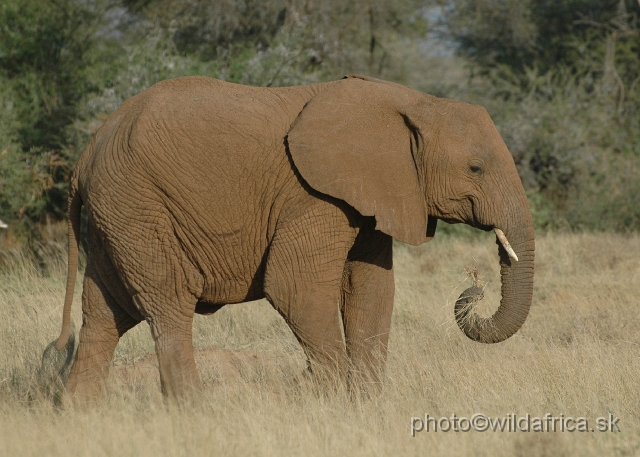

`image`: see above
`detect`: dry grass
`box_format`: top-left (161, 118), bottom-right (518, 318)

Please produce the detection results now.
top-left (0, 232), bottom-right (637, 456)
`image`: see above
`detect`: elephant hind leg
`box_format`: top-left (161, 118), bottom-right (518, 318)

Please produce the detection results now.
top-left (144, 308), bottom-right (201, 399)
top-left (66, 262), bottom-right (139, 403)
top-left (109, 221), bottom-right (203, 399)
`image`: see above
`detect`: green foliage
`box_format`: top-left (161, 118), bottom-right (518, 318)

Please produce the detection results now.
top-left (167, 0), bottom-right (289, 60)
top-left (444, 0), bottom-right (640, 232)
top-left (443, 0), bottom-right (638, 79)
top-left (0, 0), bottom-right (431, 241)
top-left (0, 0), bottom-right (111, 151)
top-left (482, 66), bottom-right (640, 231)
top-left (138, 0), bottom-right (430, 84)
top-left (0, 0), bottom-right (125, 235)
top-left (0, 83), bottom-right (41, 231)
top-left (1, 0), bottom-right (639, 245)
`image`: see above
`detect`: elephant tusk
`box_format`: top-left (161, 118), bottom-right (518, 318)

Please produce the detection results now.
top-left (494, 228), bottom-right (518, 262)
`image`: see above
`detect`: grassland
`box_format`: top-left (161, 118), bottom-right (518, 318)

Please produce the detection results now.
top-left (0, 232), bottom-right (637, 456)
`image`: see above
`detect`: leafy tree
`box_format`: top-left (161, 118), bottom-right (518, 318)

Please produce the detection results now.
top-left (442, 0), bottom-right (640, 231)
top-left (132, 0), bottom-right (429, 83)
top-left (0, 0), bottom-right (431, 240)
top-left (442, 0), bottom-right (639, 79)
top-left (0, 0), bottom-right (124, 229)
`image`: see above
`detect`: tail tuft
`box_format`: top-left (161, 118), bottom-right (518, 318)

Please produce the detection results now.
top-left (39, 329), bottom-right (76, 402)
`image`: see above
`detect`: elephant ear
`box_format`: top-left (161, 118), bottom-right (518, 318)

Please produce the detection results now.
top-left (287, 76), bottom-right (433, 246)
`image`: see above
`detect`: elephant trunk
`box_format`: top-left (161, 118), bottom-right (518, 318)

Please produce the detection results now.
top-left (454, 221), bottom-right (535, 343)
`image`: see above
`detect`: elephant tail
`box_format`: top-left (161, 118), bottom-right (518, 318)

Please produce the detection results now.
top-left (55, 177), bottom-right (82, 351)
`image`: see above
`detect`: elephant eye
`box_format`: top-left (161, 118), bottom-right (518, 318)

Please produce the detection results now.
top-left (470, 165), bottom-right (482, 174)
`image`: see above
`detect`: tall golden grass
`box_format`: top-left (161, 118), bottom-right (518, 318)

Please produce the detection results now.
top-left (0, 232), bottom-right (637, 456)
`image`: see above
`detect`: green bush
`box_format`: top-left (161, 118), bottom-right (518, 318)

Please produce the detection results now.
top-left (1, 0), bottom-right (639, 247)
top-left (444, 0), bottom-right (640, 231)
top-left (0, 0), bottom-right (125, 236)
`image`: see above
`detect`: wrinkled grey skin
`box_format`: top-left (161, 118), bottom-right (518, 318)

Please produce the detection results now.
top-left (54, 74), bottom-right (534, 401)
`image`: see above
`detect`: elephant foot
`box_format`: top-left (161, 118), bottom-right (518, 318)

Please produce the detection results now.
top-left (62, 372), bottom-right (109, 409)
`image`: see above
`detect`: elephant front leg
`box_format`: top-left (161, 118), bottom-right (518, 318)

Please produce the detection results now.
top-left (265, 270), bottom-right (350, 384)
top-left (342, 229), bottom-right (394, 393)
top-left (263, 211), bottom-right (357, 385)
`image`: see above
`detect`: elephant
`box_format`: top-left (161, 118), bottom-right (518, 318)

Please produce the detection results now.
top-left (53, 74), bottom-right (534, 400)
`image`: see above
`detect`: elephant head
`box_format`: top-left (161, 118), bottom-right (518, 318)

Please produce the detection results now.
top-left (287, 74), bottom-right (534, 343)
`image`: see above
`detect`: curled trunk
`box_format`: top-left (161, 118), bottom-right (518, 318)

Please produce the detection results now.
top-left (454, 228), bottom-right (535, 343)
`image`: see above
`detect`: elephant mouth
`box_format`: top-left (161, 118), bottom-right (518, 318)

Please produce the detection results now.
top-left (437, 218), bottom-right (516, 261)
top-left (437, 216), bottom-right (493, 232)
top-left (472, 221), bottom-right (493, 232)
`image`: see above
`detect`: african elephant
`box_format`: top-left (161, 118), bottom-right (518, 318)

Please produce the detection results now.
top-left (54, 74), bottom-right (534, 400)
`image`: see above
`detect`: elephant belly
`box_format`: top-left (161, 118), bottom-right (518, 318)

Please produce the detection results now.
top-left (194, 302), bottom-right (225, 315)
top-left (89, 197), bottom-right (269, 313)
top-left (194, 280), bottom-right (266, 314)
top-left (197, 263), bottom-right (267, 307)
